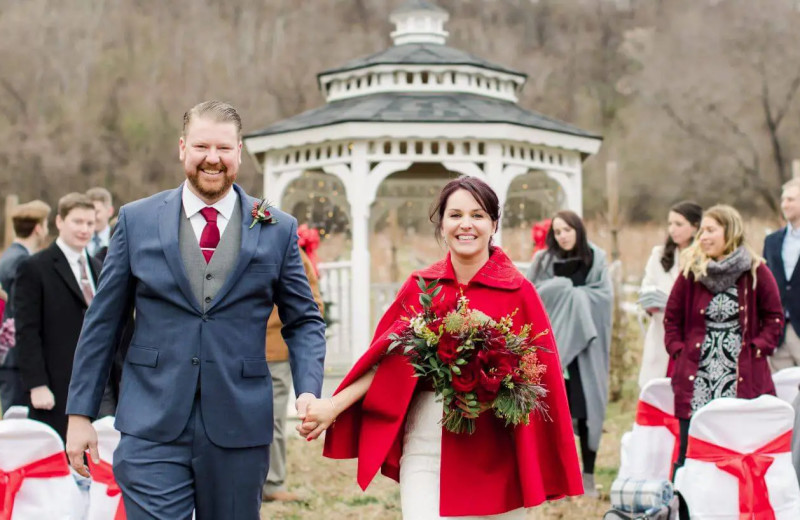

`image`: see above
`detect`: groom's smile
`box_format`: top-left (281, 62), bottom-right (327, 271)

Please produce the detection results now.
top-left (179, 115), bottom-right (242, 205)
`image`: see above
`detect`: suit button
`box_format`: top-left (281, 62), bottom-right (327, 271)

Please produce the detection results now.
top-left (788, 285), bottom-right (792, 291)
top-left (689, 375), bottom-right (695, 381)
top-left (192, 357), bottom-right (200, 365)
top-left (206, 274), bottom-right (213, 280)
top-left (205, 296), bottom-right (212, 303)
top-left (202, 314), bottom-right (209, 322)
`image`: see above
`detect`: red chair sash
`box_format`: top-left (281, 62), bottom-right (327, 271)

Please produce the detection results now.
top-left (88, 457), bottom-right (126, 520)
top-left (0, 451), bottom-right (71, 520)
top-left (635, 400), bottom-right (681, 467)
top-left (686, 430), bottom-right (793, 520)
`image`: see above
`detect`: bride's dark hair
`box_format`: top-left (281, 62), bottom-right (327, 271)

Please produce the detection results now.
top-left (429, 176), bottom-right (500, 246)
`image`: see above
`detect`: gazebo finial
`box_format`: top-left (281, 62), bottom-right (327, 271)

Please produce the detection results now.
top-left (390, 0), bottom-right (450, 46)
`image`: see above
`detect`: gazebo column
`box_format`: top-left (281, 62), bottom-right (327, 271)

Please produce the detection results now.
top-left (484, 144), bottom-right (507, 246)
top-left (342, 145), bottom-right (373, 363)
top-left (546, 169), bottom-right (583, 216)
top-left (270, 169), bottom-right (304, 210)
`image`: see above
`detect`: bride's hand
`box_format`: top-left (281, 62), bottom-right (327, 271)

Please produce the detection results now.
top-left (296, 397), bottom-right (339, 440)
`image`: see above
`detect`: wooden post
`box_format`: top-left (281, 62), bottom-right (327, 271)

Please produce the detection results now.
top-left (606, 162), bottom-right (627, 403)
top-left (4, 195), bottom-right (18, 250)
top-left (606, 161), bottom-right (620, 262)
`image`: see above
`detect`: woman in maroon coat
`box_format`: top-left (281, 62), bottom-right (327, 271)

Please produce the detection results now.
top-left (297, 177), bottom-right (582, 518)
top-left (664, 204), bottom-right (784, 477)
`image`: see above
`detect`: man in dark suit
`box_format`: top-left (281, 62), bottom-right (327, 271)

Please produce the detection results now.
top-left (0, 200), bottom-right (51, 413)
top-left (86, 187), bottom-right (115, 261)
top-left (66, 101), bottom-right (326, 519)
top-left (15, 193), bottom-right (99, 440)
top-left (764, 178), bottom-right (800, 371)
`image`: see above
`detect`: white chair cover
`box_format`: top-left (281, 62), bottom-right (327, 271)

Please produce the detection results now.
top-left (674, 396), bottom-right (800, 520)
top-left (773, 367), bottom-right (800, 404)
top-left (617, 377), bottom-right (677, 480)
top-left (2, 405), bottom-right (29, 420)
top-left (0, 418), bottom-right (83, 519)
top-left (87, 416), bottom-right (124, 520)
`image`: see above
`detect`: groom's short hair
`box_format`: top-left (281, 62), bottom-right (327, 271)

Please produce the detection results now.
top-left (183, 100), bottom-right (242, 139)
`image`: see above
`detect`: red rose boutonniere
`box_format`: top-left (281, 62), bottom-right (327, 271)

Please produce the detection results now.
top-left (250, 199), bottom-right (278, 229)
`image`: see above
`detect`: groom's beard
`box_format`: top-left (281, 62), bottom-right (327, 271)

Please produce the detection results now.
top-left (187, 164), bottom-right (236, 201)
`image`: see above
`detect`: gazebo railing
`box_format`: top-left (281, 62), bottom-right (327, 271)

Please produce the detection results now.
top-left (318, 261), bottom-right (352, 372)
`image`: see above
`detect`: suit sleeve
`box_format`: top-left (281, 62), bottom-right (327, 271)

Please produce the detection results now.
top-left (66, 208), bottom-right (135, 418)
top-left (14, 257), bottom-right (49, 390)
top-left (274, 218), bottom-right (327, 398)
top-left (663, 273), bottom-right (688, 359)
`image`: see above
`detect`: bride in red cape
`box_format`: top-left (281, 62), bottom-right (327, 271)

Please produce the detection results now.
top-left (298, 177), bottom-right (583, 518)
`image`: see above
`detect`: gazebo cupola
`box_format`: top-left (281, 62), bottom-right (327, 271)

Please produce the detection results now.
top-left (244, 0), bottom-right (602, 369)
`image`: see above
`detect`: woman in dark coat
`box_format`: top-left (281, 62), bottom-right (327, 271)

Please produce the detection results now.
top-left (664, 204), bottom-right (784, 477)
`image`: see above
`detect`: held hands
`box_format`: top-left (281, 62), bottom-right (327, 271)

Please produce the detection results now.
top-left (66, 415), bottom-right (100, 478)
top-left (295, 397), bottom-right (338, 441)
top-left (30, 385), bottom-right (55, 410)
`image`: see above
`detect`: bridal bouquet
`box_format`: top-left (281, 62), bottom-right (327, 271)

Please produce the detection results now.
top-left (387, 277), bottom-right (551, 434)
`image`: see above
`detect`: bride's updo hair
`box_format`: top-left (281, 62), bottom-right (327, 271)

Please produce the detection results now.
top-left (429, 176), bottom-right (500, 246)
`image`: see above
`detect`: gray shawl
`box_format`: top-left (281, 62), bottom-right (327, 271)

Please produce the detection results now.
top-left (526, 244), bottom-right (614, 452)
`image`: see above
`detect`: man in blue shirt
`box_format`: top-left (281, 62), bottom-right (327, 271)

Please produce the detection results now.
top-left (764, 178), bottom-right (800, 371)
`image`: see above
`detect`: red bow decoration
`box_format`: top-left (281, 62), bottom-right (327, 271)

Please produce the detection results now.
top-left (530, 218), bottom-right (552, 255)
top-left (87, 457), bottom-right (126, 520)
top-left (635, 400), bottom-right (681, 468)
top-left (686, 430), bottom-right (793, 520)
top-left (297, 224), bottom-right (321, 277)
top-left (0, 451), bottom-right (71, 520)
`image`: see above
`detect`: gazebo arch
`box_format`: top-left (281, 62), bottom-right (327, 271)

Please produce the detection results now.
top-left (244, 0), bottom-right (602, 368)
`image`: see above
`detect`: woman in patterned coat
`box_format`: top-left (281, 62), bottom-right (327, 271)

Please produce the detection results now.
top-left (664, 204), bottom-right (784, 477)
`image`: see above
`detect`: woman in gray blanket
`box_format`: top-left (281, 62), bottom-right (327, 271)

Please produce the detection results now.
top-left (527, 210), bottom-right (613, 498)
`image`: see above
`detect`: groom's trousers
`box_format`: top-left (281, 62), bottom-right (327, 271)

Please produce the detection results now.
top-left (113, 396), bottom-right (270, 520)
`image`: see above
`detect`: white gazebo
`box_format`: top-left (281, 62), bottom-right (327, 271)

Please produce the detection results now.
top-left (244, 0), bottom-right (602, 370)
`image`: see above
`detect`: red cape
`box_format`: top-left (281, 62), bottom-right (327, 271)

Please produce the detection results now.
top-left (323, 248), bottom-right (583, 516)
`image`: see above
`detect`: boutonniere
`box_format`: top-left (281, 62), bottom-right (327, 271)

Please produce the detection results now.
top-left (250, 199), bottom-right (278, 229)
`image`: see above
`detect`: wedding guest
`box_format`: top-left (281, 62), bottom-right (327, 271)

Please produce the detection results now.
top-left (526, 210), bottom-right (614, 498)
top-left (14, 193), bottom-right (100, 440)
top-left (0, 200), bottom-right (51, 414)
top-left (638, 201), bottom-right (702, 388)
top-left (85, 187), bottom-right (115, 261)
top-left (263, 246), bottom-right (323, 502)
top-left (764, 178), bottom-right (800, 371)
top-left (299, 177), bottom-right (582, 518)
top-left (665, 204), bottom-right (783, 477)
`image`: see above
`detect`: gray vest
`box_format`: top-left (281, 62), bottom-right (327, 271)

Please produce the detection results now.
top-left (179, 201), bottom-right (242, 310)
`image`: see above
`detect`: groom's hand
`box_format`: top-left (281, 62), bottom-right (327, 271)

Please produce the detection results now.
top-left (66, 415), bottom-right (100, 477)
top-left (295, 392), bottom-right (315, 420)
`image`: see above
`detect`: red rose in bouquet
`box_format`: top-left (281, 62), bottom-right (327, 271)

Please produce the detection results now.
top-left (476, 349), bottom-right (517, 401)
top-left (452, 357), bottom-right (480, 392)
top-left (437, 332), bottom-right (460, 365)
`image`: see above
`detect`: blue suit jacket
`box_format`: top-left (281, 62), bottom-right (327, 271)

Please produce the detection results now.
top-left (66, 184), bottom-right (326, 448)
top-left (764, 227), bottom-right (799, 334)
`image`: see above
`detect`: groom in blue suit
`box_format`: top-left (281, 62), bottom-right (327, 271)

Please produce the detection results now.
top-left (65, 101), bottom-right (326, 519)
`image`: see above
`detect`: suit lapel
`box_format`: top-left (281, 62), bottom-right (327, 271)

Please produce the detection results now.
top-left (207, 184), bottom-right (261, 311)
top-left (50, 244), bottom-right (87, 307)
top-left (769, 229), bottom-right (787, 288)
top-left (158, 186), bottom-right (202, 313)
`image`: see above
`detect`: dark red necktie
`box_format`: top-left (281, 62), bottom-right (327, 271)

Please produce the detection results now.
top-left (199, 207), bottom-right (220, 263)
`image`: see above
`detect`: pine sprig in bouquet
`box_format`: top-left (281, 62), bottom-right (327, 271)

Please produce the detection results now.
top-left (388, 277), bottom-right (551, 434)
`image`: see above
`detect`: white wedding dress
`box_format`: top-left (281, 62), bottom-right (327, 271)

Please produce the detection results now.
top-left (399, 391), bottom-right (526, 520)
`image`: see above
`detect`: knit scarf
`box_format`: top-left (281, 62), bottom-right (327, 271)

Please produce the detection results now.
top-left (698, 246), bottom-right (752, 294)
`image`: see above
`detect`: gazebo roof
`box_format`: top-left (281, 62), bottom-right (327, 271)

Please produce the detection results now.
top-left (319, 43), bottom-right (525, 78)
top-left (245, 92), bottom-right (599, 139)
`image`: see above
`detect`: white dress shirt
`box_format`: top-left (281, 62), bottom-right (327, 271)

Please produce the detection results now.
top-left (88, 225), bottom-right (112, 256)
top-left (181, 184), bottom-right (239, 243)
top-left (55, 237), bottom-right (96, 294)
top-left (783, 222), bottom-right (800, 282)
